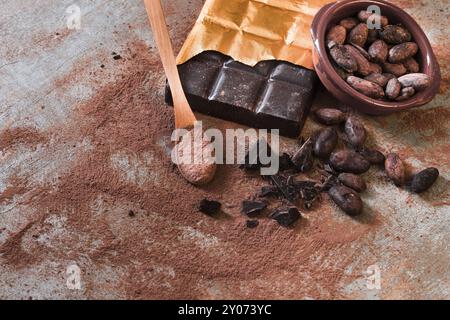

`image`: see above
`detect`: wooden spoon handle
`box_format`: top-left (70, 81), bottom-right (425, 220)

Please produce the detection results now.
top-left (143, 0), bottom-right (196, 129)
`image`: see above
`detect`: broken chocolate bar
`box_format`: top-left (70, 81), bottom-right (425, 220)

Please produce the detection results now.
top-left (165, 51), bottom-right (319, 137)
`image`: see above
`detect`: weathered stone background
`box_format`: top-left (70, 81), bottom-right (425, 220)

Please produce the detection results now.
top-left (0, 0), bottom-right (448, 299)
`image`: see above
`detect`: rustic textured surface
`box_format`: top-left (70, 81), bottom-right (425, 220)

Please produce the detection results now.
top-left (0, 0), bottom-right (449, 300)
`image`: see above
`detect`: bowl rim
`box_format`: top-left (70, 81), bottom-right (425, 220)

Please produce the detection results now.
top-left (311, 0), bottom-right (441, 113)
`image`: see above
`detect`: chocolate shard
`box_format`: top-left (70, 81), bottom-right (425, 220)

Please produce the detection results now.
top-left (279, 152), bottom-right (294, 171)
top-left (246, 220), bottom-right (259, 229)
top-left (269, 207), bottom-right (301, 227)
top-left (259, 186), bottom-right (280, 198)
top-left (165, 51), bottom-right (319, 137)
top-left (291, 138), bottom-right (314, 172)
top-left (241, 200), bottom-right (267, 217)
top-left (199, 199), bottom-right (222, 215)
top-left (240, 138), bottom-right (272, 171)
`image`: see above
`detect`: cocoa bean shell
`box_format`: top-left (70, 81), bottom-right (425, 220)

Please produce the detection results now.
top-left (291, 139), bottom-right (314, 173)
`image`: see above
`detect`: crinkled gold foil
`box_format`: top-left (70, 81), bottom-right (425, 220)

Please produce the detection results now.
top-left (177, 0), bottom-right (334, 69)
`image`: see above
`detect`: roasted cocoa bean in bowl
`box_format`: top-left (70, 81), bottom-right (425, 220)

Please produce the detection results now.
top-left (311, 0), bottom-right (441, 115)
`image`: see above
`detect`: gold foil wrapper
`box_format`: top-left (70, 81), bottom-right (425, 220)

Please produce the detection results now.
top-left (177, 0), bottom-right (334, 69)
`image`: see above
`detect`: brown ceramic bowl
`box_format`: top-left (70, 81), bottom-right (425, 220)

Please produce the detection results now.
top-left (311, 0), bottom-right (441, 115)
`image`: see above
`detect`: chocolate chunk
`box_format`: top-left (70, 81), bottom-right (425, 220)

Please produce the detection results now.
top-left (259, 186), bottom-right (280, 198)
top-left (242, 200), bottom-right (267, 217)
top-left (199, 199), bottom-right (222, 215)
top-left (246, 220), bottom-right (259, 229)
top-left (279, 152), bottom-right (294, 171)
top-left (241, 138), bottom-right (272, 171)
top-left (166, 51), bottom-right (319, 137)
top-left (410, 168), bottom-right (439, 193)
top-left (291, 138), bottom-right (314, 172)
top-left (269, 207), bottom-right (301, 227)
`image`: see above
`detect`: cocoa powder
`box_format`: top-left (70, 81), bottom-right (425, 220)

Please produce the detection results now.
top-left (0, 40), bottom-right (377, 299)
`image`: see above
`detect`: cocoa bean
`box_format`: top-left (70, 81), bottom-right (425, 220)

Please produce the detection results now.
top-left (388, 42), bottom-right (418, 63)
top-left (368, 40), bottom-right (389, 63)
top-left (314, 127), bottom-right (338, 158)
top-left (351, 44), bottom-right (371, 60)
top-left (359, 147), bottom-right (385, 165)
top-left (338, 173), bottom-right (367, 192)
top-left (385, 77), bottom-right (402, 100)
top-left (314, 108), bottom-right (346, 125)
top-left (327, 25), bottom-right (347, 47)
top-left (410, 168), bottom-right (439, 193)
top-left (398, 73), bottom-right (431, 91)
top-left (382, 73), bottom-right (396, 81)
top-left (403, 57), bottom-right (420, 73)
top-left (382, 62), bottom-right (407, 77)
top-left (347, 76), bottom-right (385, 99)
top-left (344, 45), bottom-right (371, 76)
top-left (330, 45), bottom-right (358, 73)
top-left (357, 11), bottom-right (389, 27)
top-left (329, 185), bottom-right (363, 216)
top-left (344, 116), bottom-right (366, 148)
top-left (367, 29), bottom-right (379, 45)
top-left (368, 62), bottom-right (382, 75)
top-left (380, 25), bottom-right (412, 44)
top-left (330, 150), bottom-right (371, 174)
top-left (291, 138), bottom-right (314, 172)
top-left (347, 23), bottom-right (368, 47)
top-left (333, 64), bottom-right (352, 80)
top-left (339, 17), bottom-right (359, 30)
top-left (385, 153), bottom-right (405, 186)
top-left (364, 73), bottom-right (390, 87)
top-left (395, 87), bottom-right (415, 101)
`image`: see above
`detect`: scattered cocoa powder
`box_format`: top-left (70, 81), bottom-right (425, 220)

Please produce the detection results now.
top-left (0, 40), bottom-right (379, 300)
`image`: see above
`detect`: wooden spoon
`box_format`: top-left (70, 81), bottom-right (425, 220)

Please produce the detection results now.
top-left (143, 0), bottom-right (216, 185)
top-left (143, 0), bottom-right (196, 129)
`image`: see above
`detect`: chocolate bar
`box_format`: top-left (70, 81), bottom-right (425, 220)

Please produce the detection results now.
top-left (165, 51), bottom-right (319, 137)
